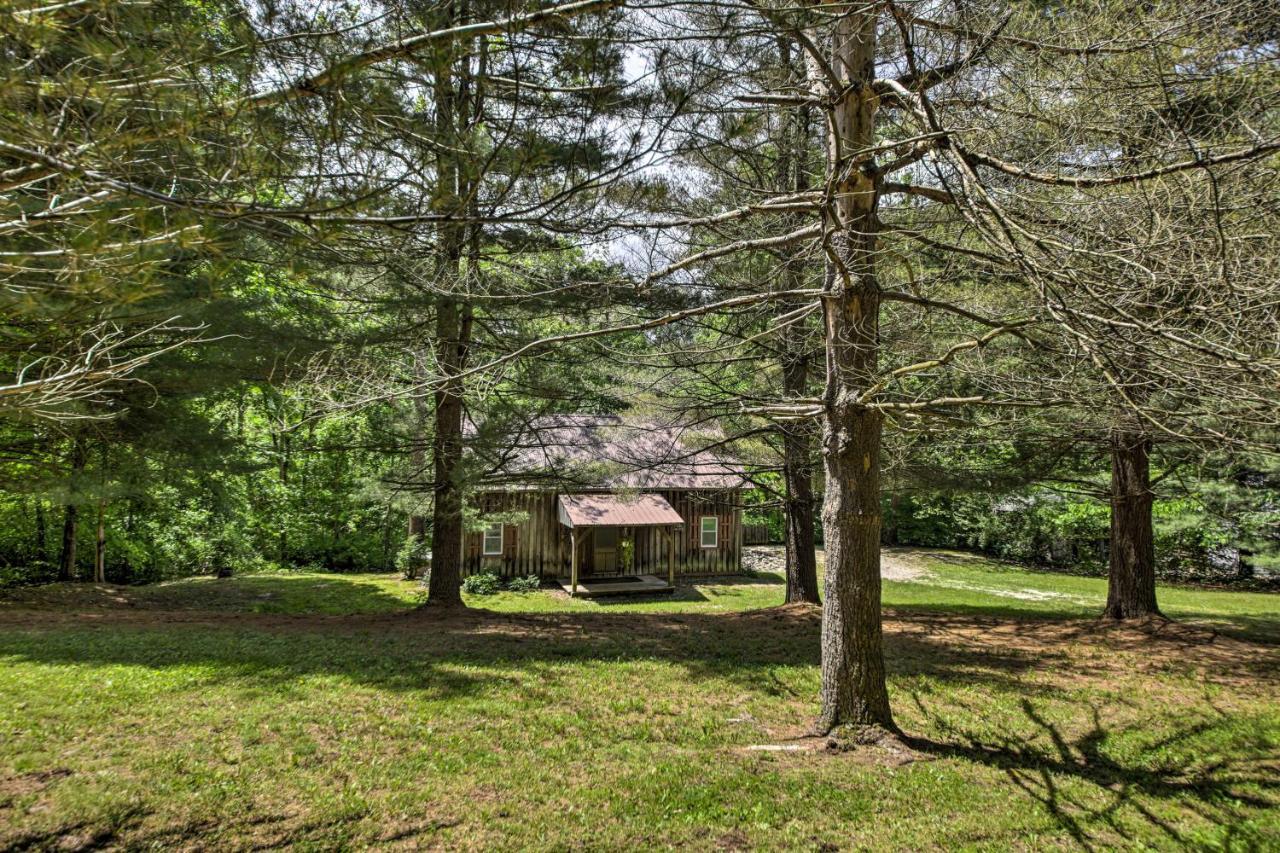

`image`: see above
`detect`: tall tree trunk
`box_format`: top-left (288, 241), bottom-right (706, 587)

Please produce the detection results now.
top-left (406, 513), bottom-right (427, 580)
top-left (776, 35), bottom-right (820, 605)
top-left (817, 9), bottom-right (895, 734)
top-left (59, 505), bottom-right (78, 582)
top-left (94, 499), bottom-right (106, 583)
top-left (423, 16), bottom-right (476, 607)
top-left (272, 414), bottom-right (290, 560)
top-left (406, 393), bottom-right (431, 580)
top-left (58, 436), bottom-right (86, 582)
top-left (781, 361), bottom-right (820, 604)
top-left (1103, 429), bottom-right (1160, 619)
top-left (34, 499), bottom-right (47, 565)
top-left (425, 298), bottom-right (471, 607)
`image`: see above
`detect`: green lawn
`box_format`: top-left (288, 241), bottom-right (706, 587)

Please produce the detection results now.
top-left (881, 548), bottom-right (1280, 644)
top-left (1, 550), bottom-right (1277, 850)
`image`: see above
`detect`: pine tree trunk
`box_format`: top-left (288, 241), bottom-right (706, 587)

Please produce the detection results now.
top-left (406, 393), bottom-right (431, 580)
top-left (422, 19), bottom-right (474, 608)
top-left (816, 7), bottom-right (895, 734)
top-left (34, 499), bottom-right (47, 565)
top-left (1103, 429), bottom-right (1160, 619)
top-left (406, 514), bottom-right (426, 580)
top-left (776, 35), bottom-right (820, 606)
top-left (58, 504), bottom-right (78, 582)
top-left (58, 436), bottom-right (86, 582)
top-left (425, 298), bottom-right (470, 607)
top-left (94, 499), bottom-right (106, 584)
top-left (781, 379), bottom-right (820, 604)
top-left (277, 431), bottom-right (289, 564)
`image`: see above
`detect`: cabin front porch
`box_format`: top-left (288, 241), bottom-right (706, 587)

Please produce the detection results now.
top-left (557, 494), bottom-right (683, 596)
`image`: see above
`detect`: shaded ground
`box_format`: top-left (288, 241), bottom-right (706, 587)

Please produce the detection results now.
top-left (0, 554), bottom-right (1277, 849)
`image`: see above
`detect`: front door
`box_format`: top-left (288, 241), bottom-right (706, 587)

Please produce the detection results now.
top-left (593, 527), bottom-right (619, 574)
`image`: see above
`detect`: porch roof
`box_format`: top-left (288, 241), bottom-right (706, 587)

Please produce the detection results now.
top-left (556, 493), bottom-right (684, 529)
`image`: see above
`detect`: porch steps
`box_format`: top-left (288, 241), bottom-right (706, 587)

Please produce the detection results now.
top-left (558, 574), bottom-right (675, 597)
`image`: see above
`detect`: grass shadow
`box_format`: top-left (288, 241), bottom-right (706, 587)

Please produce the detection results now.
top-left (0, 573), bottom-right (413, 616)
top-left (903, 697), bottom-right (1280, 850)
top-left (0, 604), bottom-right (1141, 704)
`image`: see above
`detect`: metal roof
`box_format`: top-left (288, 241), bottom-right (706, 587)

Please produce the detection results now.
top-left (491, 415), bottom-right (748, 490)
top-left (556, 493), bottom-right (685, 528)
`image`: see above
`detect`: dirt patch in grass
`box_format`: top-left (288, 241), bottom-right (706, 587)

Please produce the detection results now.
top-left (0, 767), bottom-right (72, 805)
top-left (747, 546), bottom-right (929, 583)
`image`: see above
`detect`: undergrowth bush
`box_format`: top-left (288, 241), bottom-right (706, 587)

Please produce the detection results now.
top-left (462, 571), bottom-right (502, 595)
top-left (507, 574), bottom-right (541, 593)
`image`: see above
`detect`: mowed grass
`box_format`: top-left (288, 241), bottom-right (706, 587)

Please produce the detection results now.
top-left (1, 551), bottom-right (1277, 850)
top-left (879, 548), bottom-right (1280, 644)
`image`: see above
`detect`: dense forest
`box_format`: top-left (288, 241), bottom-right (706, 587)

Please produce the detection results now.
top-left (3, 0), bottom-right (1278, 736)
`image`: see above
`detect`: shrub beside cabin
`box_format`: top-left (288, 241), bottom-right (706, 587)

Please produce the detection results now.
top-left (464, 416), bottom-right (746, 594)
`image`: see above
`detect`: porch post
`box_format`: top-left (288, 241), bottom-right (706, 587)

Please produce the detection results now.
top-left (570, 528), bottom-right (578, 596)
top-left (734, 503), bottom-right (743, 573)
top-left (667, 525), bottom-right (676, 587)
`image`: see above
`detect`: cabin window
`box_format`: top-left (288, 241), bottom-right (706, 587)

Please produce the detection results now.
top-left (483, 524), bottom-right (503, 556)
top-left (700, 516), bottom-right (718, 549)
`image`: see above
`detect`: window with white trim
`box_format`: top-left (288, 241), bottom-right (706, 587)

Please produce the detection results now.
top-left (700, 516), bottom-right (718, 549)
top-left (483, 523), bottom-right (503, 556)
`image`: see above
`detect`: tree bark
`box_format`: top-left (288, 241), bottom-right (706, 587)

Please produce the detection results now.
top-left (1103, 429), bottom-right (1160, 619)
top-left (781, 368), bottom-right (820, 604)
top-left (406, 514), bottom-right (427, 580)
top-left (425, 298), bottom-right (471, 607)
top-left (58, 436), bottom-right (86, 582)
top-left (775, 35), bottom-right (820, 606)
top-left (58, 503), bottom-right (78, 582)
top-left (423, 17), bottom-right (476, 607)
top-left (94, 499), bottom-right (106, 584)
top-left (277, 430), bottom-right (289, 564)
top-left (816, 7), bottom-right (895, 734)
top-left (34, 499), bottom-right (47, 565)
top-left (406, 393), bottom-right (431, 580)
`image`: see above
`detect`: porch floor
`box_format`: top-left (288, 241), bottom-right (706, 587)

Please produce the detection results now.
top-left (558, 574), bottom-right (675, 597)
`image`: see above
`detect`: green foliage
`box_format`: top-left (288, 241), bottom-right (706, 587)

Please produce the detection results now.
top-left (461, 571), bottom-right (502, 595)
top-left (884, 475), bottom-right (1278, 581)
top-left (741, 483), bottom-right (787, 544)
top-left (395, 537), bottom-right (433, 580)
top-left (506, 574), bottom-right (541, 593)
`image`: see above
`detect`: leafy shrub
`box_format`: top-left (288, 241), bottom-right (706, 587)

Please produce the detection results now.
top-left (507, 573), bottom-right (541, 593)
top-left (0, 561), bottom-right (57, 589)
top-left (462, 571), bottom-right (502, 595)
top-left (395, 537), bottom-right (433, 580)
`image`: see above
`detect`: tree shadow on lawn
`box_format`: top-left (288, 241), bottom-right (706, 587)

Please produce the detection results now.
top-left (0, 604), bottom-right (1080, 703)
top-left (901, 696), bottom-right (1280, 851)
top-left (0, 574), bottom-right (413, 615)
top-left (2, 597), bottom-right (1278, 848)
top-left (883, 594), bottom-right (1280, 646)
top-left (0, 598), bottom-right (1276, 700)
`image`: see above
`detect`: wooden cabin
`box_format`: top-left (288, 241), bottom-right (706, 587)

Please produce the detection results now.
top-left (462, 416), bottom-right (746, 593)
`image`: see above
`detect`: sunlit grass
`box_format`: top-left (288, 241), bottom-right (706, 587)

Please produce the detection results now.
top-left (1, 549), bottom-right (1276, 849)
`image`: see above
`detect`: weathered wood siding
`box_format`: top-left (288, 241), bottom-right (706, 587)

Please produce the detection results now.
top-left (462, 492), bottom-right (560, 577)
top-left (462, 489), bottom-right (743, 577)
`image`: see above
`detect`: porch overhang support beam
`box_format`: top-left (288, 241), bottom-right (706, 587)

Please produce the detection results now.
top-left (668, 525), bottom-right (676, 587)
top-left (659, 525), bottom-right (676, 587)
top-left (570, 528), bottom-right (578, 596)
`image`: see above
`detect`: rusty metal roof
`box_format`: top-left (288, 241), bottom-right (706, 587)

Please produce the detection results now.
top-left (556, 493), bottom-right (684, 528)
top-left (490, 415), bottom-right (747, 491)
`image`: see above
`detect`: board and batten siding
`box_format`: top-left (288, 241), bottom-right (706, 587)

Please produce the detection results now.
top-left (462, 489), bottom-right (743, 577)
